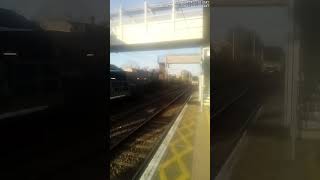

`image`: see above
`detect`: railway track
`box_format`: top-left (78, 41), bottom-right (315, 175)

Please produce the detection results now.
top-left (110, 87), bottom-right (184, 122)
top-left (212, 87), bottom-right (260, 140)
top-left (212, 87), bottom-right (249, 117)
top-left (110, 83), bottom-right (184, 116)
top-left (110, 87), bottom-right (192, 180)
top-left (212, 87), bottom-right (261, 177)
top-left (110, 88), bottom-right (189, 149)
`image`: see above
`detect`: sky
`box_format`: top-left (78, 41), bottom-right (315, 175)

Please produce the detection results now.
top-left (110, 48), bottom-right (202, 76)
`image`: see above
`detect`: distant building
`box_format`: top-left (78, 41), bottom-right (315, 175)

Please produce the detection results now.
top-left (181, 70), bottom-right (192, 82)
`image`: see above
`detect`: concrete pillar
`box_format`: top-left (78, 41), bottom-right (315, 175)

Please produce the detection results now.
top-left (285, 0), bottom-right (299, 160)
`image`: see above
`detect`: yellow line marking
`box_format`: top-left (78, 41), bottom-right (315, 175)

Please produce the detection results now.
top-left (140, 96), bottom-right (191, 180)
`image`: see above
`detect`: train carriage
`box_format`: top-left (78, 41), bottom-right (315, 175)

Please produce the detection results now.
top-left (110, 65), bottom-right (131, 99)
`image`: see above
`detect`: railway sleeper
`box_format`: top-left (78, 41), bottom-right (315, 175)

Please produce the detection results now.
top-left (112, 161), bottom-right (136, 169)
top-left (123, 151), bottom-right (147, 159)
top-left (135, 130), bottom-right (162, 138)
top-left (116, 155), bottom-right (142, 165)
top-left (135, 144), bottom-right (152, 150)
top-left (133, 138), bottom-right (156, 144)
top-left (111, 119), bottom-right (146, 132)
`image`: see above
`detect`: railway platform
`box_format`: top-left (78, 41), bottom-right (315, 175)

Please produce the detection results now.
top-left (216, 88), bottom-right (320, 180)
top-left (230, 126), bottom-right (320, 180)
top-left (140, 92), bottom-right (210, 180)
top-left (228, 104), bottom-right (320, 180)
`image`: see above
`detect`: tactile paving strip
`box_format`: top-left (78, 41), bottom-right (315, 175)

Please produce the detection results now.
top-left (152, 102), bottom-right (199, 180)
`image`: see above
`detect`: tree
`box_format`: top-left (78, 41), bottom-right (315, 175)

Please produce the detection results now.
top-left (121, 60), bottom-right (140, 70)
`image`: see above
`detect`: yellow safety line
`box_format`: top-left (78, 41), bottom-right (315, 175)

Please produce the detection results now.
top-left (140, 99), bottom-right (190, 180)
top-left (158, 108), bottom-right (196, 180)
top-left (143, 94), bottom-right (206, 180)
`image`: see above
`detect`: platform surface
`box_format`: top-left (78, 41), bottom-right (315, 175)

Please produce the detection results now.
top-left (140, 93), bottom-right (210, 180)
top-left (230, 93), bottom-right (320, 180)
